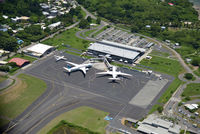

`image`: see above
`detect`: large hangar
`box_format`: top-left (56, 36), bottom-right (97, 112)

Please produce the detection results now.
top-left (88, 40), bottom-right (146, 63)
top-left (23, 43), bottom-right (55, 58)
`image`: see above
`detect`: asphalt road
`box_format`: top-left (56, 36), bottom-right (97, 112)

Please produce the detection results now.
top-left (2, 52), bottom-right (173, 134)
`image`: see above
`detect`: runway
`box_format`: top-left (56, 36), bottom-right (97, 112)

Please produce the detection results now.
top-left (3, 53), bottom-right (173, 134)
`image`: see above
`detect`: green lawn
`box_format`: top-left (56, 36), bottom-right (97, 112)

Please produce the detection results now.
top-left (84, 29), bottom-right (97, 37)
top-left (0, 74), bottom-right (46, 127)
top-left (194, 68), bottom-right (200, 77)
top-left (38, 106), bottom-right (108, 134)
top-left (158, 77), bottom-right (183, 104)
top-left (93, 26), bottom-right (107, 37)
top-left (42, 28), bottom-right (91, 51)
top-left (6, 53), bottom-right (37, 62)
top-left (150, 50), bottom-right (170, 57)
top-left (140, 56), bottom-right (184, 76)
top-left (182, 83), bottom-right (200, 97)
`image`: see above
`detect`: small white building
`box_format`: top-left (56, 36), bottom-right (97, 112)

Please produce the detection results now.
top-left (2, 15), bottom-right (8, 19)
top-left (23, 43), bottom-right (55, 57)
top-left (47, 16), bottom-right (56, 19)
top-left (185, 104), bottom-right (199, 110)
top-left (42, 11), bottom-right (50, 16)
top-left (48, 22), bottom-right (61, 29)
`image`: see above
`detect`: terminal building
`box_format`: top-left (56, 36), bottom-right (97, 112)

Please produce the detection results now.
top-left (88, 40), bottom-right (146, 64)
top-left (137, 114), bottom-right (181, 134)
top-left (23, 43), bottom-right (55, 58)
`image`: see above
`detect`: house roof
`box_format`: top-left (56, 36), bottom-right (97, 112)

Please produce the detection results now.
top-left (9, 58), bottom-right (30, 67)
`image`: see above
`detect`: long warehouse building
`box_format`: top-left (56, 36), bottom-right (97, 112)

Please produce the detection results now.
top-left (88, 40), bottom-right (146, 63)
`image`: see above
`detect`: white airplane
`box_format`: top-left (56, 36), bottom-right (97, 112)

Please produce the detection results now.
top-left (96, 66), bottom-right (132, 81)
top-left (54, 55), bottom-right (67, 61)
top-left (63, 61), bottom-right (92, 75)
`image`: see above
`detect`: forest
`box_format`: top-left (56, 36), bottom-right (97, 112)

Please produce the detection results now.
top-left (0, 0), bottom-right (46, 17)
top-left (77, 0), bottom-right (198, 26)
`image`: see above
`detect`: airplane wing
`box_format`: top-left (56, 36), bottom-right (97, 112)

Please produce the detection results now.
top-left (96, 71), bottom-right (112, 75)
top-left (117, 72), bottom-right (132, 77)
top-left (80, 67), bottom-right (87, 75)
top-left (65, 61), bottom-right (78, 66)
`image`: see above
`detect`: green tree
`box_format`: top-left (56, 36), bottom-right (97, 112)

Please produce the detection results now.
top-left (87, 16), bottom-right (92, 23)
top-left (184, 73), bottom-right (193, 80)
top-left (157, 106), bottom-right (163, 113)
top-left (96, 17), bottom-right (101, 24)
top-left (79, 19), bottom-right (89, 29)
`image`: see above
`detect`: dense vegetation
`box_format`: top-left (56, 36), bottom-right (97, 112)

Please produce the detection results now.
top-left (77, 0), bottom-right (198, 26)
top-left (0, 0), bottom-right (46, 17)
top-left (48, 120), bottom-right (99, 134)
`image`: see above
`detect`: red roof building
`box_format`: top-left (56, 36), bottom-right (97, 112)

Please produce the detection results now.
top-left (9, 58), bottom-right (30, 67)
top-left (168, 3), bottom-right (174, 6)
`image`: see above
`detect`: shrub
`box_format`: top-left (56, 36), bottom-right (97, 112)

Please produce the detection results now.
top-left (184, 73), bottom-right (193, 80)
top-left (157, 106), bottom-right (163, 113)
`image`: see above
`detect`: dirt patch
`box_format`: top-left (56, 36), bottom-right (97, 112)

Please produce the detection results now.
top-left (0, 78), bottom-right (27, 103)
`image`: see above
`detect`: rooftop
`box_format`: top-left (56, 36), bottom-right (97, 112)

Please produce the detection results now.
top-left (26, 43), bottom-right (53, 55)
top-left (9, 58), bottom-right (30, 67)
top-left (88, 42), bottom-right (140, 60)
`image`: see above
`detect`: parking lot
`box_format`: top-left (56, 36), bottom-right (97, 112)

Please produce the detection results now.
top-left (95, 27), bottom-right (154, 49)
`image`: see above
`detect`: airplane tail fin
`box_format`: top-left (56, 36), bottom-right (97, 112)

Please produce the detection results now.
top-left (108, 77), bottom-right (120, 81)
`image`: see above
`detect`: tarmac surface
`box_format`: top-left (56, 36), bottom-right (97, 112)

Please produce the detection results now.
top-left (3, 52), bottom-right (173, 134)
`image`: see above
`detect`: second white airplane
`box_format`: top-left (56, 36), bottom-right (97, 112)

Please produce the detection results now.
top-left (96, 66), bottom-right (132, 80)
top-left (54, 55), bottom-right (67, 62)
top-left (63, 61), bottom-right (92, 75)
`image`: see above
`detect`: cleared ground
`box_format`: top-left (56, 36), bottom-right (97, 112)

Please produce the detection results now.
top-left (42, 28), bottom-right (91, 50)
top-left (38, 106), bottom-right (108, 134)
top-left (0, 74), bottom-right (46, 127)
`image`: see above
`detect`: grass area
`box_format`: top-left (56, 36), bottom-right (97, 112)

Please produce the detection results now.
top-left (182, 83), bottom-right (200, 97)
top-left (84, 29), bottom-right (97, 37)
top-left (149, 104), bottom-right (160, 114)
top-left (158, 77), bottom-right (183, 104)
top-left (0, 74), bottom-right (46, 127)
top-left (48, 121), bottom-right (99, 134)
top-left (150, 50), bottom-right (170, 57)
top-left (6, 53), bottom-right (37, 62)
top-left (38, 106), bottom-right (108, 134)
top-left (140, 55), bottom-right (184, 76)
top-left (42, 28), bottom-right (91, 51)
top-left (93, 26), bottom-right (107, 37)
top-left (194, 68), bottom-right (200, 77)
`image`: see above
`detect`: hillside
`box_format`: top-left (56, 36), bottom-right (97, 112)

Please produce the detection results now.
top-left (0, 0), bottom-right (46, 17)
top-left (77, 0), bottom-right (198, 26)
